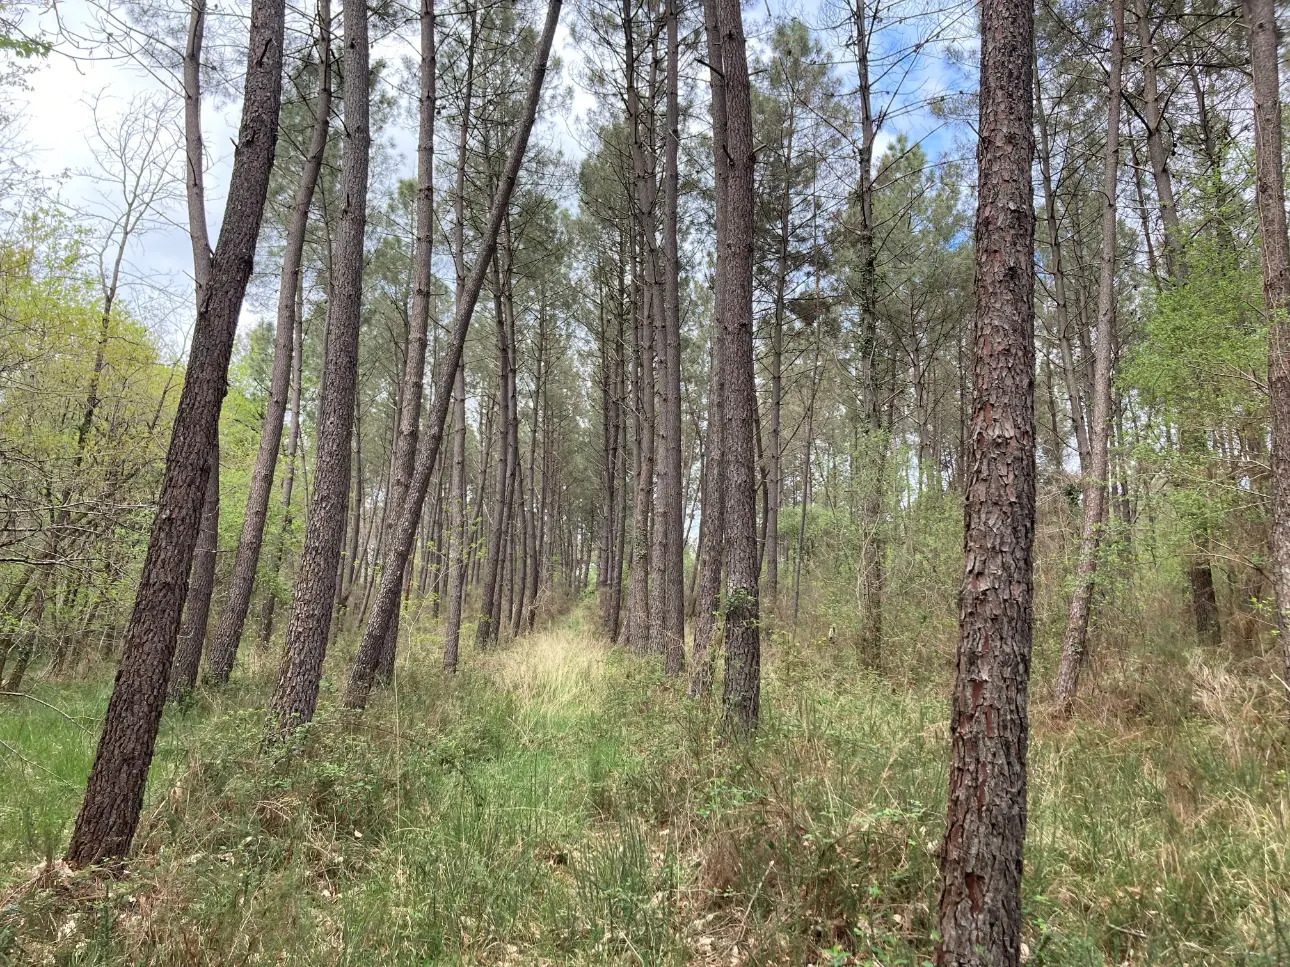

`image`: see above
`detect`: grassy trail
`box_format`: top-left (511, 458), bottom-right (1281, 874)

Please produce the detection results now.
top-left (2, 610), bottom-right (1289, 964)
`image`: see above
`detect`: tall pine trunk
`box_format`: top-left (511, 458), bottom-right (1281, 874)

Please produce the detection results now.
top-left (652, 0), bottom-right (684, 675)
top-left (934, 0), bottom-right (1036, 957)
top-left (710, 0), bottom-right (759, 732)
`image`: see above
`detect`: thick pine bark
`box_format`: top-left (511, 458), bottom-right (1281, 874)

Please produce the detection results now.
top-left (207, 1), bottom-right (332, 684)
top-left (342, 0), bottom-right (562, 711)
top-left (711, 0), bottom-right (759, 732)
top-left (1054, 0), bottom-right (1123, 716)
top-left (64, 0), bottom-right (287, 867)
top-left (934, 0), bottom-right (1036, 958)
top-left (621, 0), bottom-right (658, 655)
top-left (268, 0), bottom-right (370, 741)
top-left (1243, 0), bottom-right (1290, 726)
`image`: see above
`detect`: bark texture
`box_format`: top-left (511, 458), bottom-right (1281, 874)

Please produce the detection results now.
top-left (711, 0), bottom-right (760, 732)
top-left (654, 0), bottom-right (685, 677)
top-left (934, 0), bottom-right (1036, 958)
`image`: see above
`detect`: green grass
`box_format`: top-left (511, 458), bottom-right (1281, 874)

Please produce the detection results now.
top-left (2, 606), bottom-right (1289, 965)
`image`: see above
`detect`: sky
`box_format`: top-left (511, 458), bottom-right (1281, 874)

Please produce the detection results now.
top-left (13, 0), bottom-right (971, 352)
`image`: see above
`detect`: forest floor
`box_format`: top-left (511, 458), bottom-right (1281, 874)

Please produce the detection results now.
top-left (1, 604), bottom-right (1288, 965)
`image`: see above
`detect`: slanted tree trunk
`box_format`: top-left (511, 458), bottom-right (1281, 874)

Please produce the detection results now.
top-left (343, 0), bottom-right (562, 711)
top-left (208, 0), bottom-right (332, 684)
top-left (65, 0), bottom-right (288, 867)
top-left (1243, 0), bottom-right (1290, 726)
top-left (268, 0), bottom-right (370, 741)
top-left (934, 0), bottom-right (1035, 958)
top-left (710, 0), bottom-right (759, 731)
top-left (1055, 0), bottom-right (1123, 716)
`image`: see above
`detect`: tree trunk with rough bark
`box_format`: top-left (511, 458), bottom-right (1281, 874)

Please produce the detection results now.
top-left (934, 0), bottom-right (1035, 958)
top-left (621, 0), bottom-right (657, 655)
top-left (710, 0), bottom-right (759, 732)
top-left (650, 0), bottom-right (684, 675)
